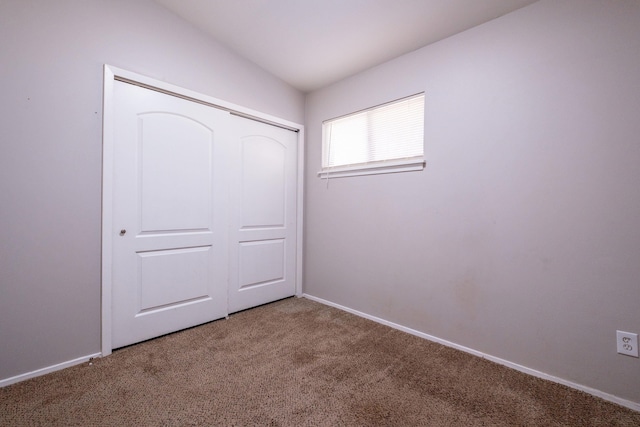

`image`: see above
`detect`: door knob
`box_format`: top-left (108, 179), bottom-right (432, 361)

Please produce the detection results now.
top-left (120, 229), bottom-right (126, 236)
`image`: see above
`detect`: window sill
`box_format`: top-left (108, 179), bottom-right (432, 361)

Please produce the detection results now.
top-left (317, 158), bottom-right (425, 179)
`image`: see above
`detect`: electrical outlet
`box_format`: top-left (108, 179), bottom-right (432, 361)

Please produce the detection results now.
top-left (616, 331), bottom-right (638, 358)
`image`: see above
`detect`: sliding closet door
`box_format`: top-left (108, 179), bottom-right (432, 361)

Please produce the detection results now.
top-left (108, 76), bottom-right (299, 349)
top-left (111, 81), bottom-right (230, 349)
top-left (228, 116), bottom-right (298, 313)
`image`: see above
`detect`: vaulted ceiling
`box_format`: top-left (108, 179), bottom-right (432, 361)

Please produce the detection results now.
top-left (154, 0), bottom-right (539, 92)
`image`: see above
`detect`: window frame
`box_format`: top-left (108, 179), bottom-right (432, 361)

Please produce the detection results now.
top-left (318, 93), bottom-right (425, 179)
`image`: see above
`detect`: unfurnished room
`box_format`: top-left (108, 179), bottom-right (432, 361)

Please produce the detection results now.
top-left (1, 0), bottom-right (640, 425)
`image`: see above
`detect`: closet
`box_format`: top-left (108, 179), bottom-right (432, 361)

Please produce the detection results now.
top-left (103, 70), bottom-right (300, 350)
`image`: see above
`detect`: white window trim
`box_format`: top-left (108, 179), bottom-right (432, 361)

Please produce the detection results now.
top-left (317, 157), bottom-right (425, 179)
top-left (318, 92), bottom-right (425, 179)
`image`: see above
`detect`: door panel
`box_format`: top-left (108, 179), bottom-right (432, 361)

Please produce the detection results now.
top-left (241, 138), bottom-right (286, 227)
top-left (139, 113), bottom-right (213, 232)
top-left (112, 81), bottom-right (229, 349)
top-left (228, 117), bottom-right (297, 313)
top-left (138, 246), bottom-right (212, 311)
top-left (239, 239), bottom-right (285, 289)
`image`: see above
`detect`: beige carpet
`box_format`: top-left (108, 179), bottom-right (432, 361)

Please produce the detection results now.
top-left (1, 297), bottom-right (638, 426)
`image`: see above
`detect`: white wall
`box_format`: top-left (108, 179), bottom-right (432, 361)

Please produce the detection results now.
top-left (304, 0), bottom-right (640, 405)
top-left (0, 0), bottom-right (303, 382)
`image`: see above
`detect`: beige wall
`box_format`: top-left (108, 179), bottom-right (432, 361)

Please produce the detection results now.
top-left (304, 0), bottom-right (640, 405)
top-left (0, 0), bottom-right (303, 382)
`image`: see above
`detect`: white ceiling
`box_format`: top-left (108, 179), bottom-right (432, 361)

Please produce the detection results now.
top-left (154, 0), bottom-right (539, 92)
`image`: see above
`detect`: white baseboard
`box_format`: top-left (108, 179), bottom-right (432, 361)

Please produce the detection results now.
top-left (0, 352), bottom-right (102, 388)
top-left (302, 293), bottom-right (640, 413)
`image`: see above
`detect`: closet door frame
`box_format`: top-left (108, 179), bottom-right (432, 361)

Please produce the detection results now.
top-left (101, 65), bottom-right (305, 356)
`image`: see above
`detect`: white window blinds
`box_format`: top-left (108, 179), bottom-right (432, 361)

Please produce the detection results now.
top-left (320, 93), bottom-right (425, 178)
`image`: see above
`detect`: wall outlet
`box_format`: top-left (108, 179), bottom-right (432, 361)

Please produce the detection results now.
top-left (616, 331), bottom-right (639, 358)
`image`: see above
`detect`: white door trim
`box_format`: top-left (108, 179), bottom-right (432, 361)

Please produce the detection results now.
top-left (101, 64), bottom-right (305, 356)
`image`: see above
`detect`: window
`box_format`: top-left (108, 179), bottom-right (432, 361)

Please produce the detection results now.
top-left (318, 93), bottom-right (425, 178)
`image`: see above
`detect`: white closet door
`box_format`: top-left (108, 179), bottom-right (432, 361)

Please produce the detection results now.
top-left (228, 116), bottom-right (298, 313)
top-left (111, 81), bottom-right (230, 349)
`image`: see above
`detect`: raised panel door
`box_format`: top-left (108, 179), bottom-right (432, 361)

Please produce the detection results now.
top-left (111, 81), bottom-right (230, 349)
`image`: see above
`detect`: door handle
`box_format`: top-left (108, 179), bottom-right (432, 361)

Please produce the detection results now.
top-left (120, 229), bottom-right (126, 236)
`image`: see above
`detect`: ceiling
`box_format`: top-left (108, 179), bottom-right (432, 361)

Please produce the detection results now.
top-left (154, 0), bottom-right (539, 92)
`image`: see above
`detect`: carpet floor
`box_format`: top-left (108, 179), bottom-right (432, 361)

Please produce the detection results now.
top-left (1, 297), bottom-right (639, 426)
